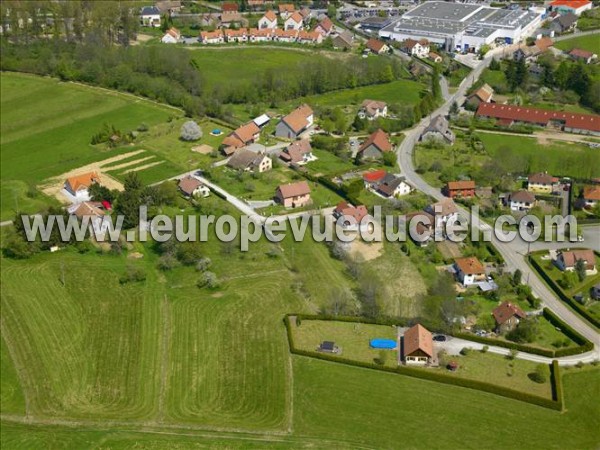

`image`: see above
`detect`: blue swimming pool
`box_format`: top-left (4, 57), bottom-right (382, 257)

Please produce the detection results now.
top-left (370, 338), bottom-right (396, 349)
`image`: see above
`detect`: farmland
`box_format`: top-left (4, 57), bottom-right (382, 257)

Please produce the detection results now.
top-left (0, 73), bottom-right (182, 220)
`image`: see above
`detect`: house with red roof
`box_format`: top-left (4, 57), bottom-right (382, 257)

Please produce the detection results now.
top-left (556, 249), bottom-right (597, 275)
top-left (278, 3), bottom-right (295, 19)
top-left (275, 105), bottom-right (314, 139)
top-left (366, 38), bottom-right (389, 55)
top-left (527, 172), bottom-right (559, 194)
top-left (161, 27), bottom-right (181, 44)
top-left (583, 185), bottom-right (600, 208)
top-left (275, 181), bottom-right (311, 208)
top-left (333, 201), bottom-right (370, 231)
top-left (284, 11), bottom-right (304, 31)
top-left (200, 30), bottom-right (224, 44)
top-left (569, 48), bottom-right (597, 64)
top-left (315, 17), bottom-right (334, 36)
top-left (445, 180), bottom-right (475, 199)
top-left (492, 302), bottom-right (526, 334)
top-left (403, 324), bottom-right (433, 365)
top-left (258, 10), bottom-right (278, 29)
top-left (549, 0), bottom-right (592, 16)
top-left (357, 129), bottom-right (393, 160)
top-left (476, 103), bottom-right (600, 136)
top-left (64, 172), bottom-right (100, 201)
top-left (454, 256), bottom-right (486, 286)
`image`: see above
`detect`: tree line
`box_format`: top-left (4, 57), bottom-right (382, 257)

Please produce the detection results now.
top-left (1, 35), bottom-right (410, 120)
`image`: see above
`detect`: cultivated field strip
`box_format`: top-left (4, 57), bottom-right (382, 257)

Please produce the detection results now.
top-left (0, 256), bottom-right (162, 419)
top-left (165, 277), bottom-right (295, 431)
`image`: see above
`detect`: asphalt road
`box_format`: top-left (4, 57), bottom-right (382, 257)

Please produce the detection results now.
top-left (396, 48), bottom-right (600, 356)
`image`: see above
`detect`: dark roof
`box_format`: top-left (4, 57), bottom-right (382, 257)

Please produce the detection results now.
top-left (321, 341), bottom-right (335, 350)
top-left (141, 6), bottom-right (160, 15)
top-left (556, 12), bottom-right (578, 29)
top-left (510, 190), bottom-right (536, 204)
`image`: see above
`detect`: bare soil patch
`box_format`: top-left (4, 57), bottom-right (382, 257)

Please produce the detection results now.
top-left (192, 144), bottom-right (214, 154)
top-left (123, 160), bottom-right (165, 173)
top-left (40, 150), bottom-right (146, 203)
top-left (350, 239), bottom-right (383, 262)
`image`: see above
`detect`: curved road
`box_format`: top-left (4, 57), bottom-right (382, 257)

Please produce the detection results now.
top-left (397, 49), bottom-right (600, 357)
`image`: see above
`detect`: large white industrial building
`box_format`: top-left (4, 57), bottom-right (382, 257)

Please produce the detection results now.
top-left (379, 2), bottom-right (544, 53)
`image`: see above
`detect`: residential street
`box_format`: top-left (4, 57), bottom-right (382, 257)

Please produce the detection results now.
top-left (396, 48), bottom-right (600, 356)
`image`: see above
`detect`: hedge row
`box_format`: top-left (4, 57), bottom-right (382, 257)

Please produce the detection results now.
top-left (453, 332), bottom-right (555, 358)
top-left (528, 256), bottom-right (600, 329)
top-left (550, 360), bottom-right (564, 408)
top-left (284, 315), bottom-right (562, 411)
top-left (209, 187), bottom-right (227, 201)
top-left (291, 313), bottom-right (593, 358)
top-left (543, 308), bottom-right (594, 357)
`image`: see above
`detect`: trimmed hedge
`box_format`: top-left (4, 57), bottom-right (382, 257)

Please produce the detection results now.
top-left (543, 308), bottom-right (594, 357)
top-left (284, 315), bottom-right (562, 411)
top-left (453, 332), bottom-right (555, 358)
top-left (550, 360), bottom-right (564, 409)
top-left (290, 313), bottom-right (593, 358)
top-left (529, 256), bottom-right (600, 329)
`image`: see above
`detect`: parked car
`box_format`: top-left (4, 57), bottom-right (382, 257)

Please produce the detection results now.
top-left (433, 335), bottom-right (447, 342)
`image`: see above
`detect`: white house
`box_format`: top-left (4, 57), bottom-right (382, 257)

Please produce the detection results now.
top-left (64, 172), bottom-right (100, 202)
top-left (258, 10), bottom-right (278, 29)
top-left (161, 27), bottom-right (181, 44)
top-left (140, 6), bottom-right (161, 27)
top-left (403, 38), bottom-right (430, 58)
top-left (425, 198), bottom-right (459, 235)
top-left (508, 190), bottom-right (536, 212)
top-left (68, 201), bottom-right (111, 235)
top-left (359, 100), bottom-right (388, 120)
top-left (555, 249), bottom-right (597, 275)
top-left (454, 257), bottom-right (486, 286)
top-left (285, 12), bottom-right (304, 31)
top-left (178, 176), bottom-right (210, 198)
top-left (200, 30), bottom-right (224, 44)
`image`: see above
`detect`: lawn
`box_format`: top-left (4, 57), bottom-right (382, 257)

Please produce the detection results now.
top-left (478, 133), bottom-right (600, 180)
top-left (0, 336), bottom-right (25, 414)
top-left (190, 48), bottom-right (336, 89)
top-left (415, 139), bottom-right (490, 188)
top-left (290, 318), bottom-right (553, 398)
top-left (299, 79), bottom-right (425, 109)
top-left (530, 252), bottom-right (600, 323)
top-left (209, 163), bottom-right (298, 202)
top-left (554, 34), bottom-right (600, 55)
top-left (292, 358), bottom-right (599, 449)
top-left (0, 220), bottom-right (306, 428)
top-left (292, 320), bottom-right (399, 368)
top-left (0, 72), bottom-right (180, 219)
top-left (1, 366), bottom-right (599, 449)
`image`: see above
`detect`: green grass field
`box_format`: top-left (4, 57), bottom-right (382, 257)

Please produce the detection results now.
top-left (531, 252), bottom-right (600, 323)
top-left (190, 48), bottom-right (332, 89)
top-left (554, 34), bottom-right (600, 55)
top-left (299, 79), bottom-right (425, 109)
top-left (293, 359), bottom-right (599, 449)
top-left (0, 73), bottom-right (181, 219)
top-left (478, 132), bottom-right (600, 180)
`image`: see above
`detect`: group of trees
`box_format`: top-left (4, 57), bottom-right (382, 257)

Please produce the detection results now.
top-left (498, 51), bottom-right (600, 113)
top-left (1, 37), bottom-right (410, 120)
top-left (0, 0), bottom-right (140, 46)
